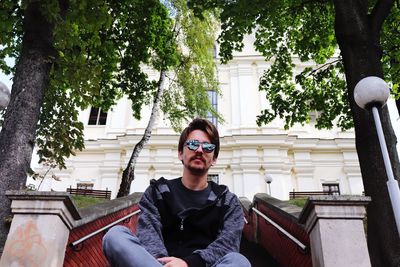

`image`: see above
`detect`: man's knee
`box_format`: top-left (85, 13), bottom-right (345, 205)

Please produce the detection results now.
top-left (103, 225), bottom-right (136, 252)
top-left (223, 252), bottom-right (251, 267)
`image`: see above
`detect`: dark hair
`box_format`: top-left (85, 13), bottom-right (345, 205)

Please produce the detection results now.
top-left (178, 118), bottom-right (220, 158)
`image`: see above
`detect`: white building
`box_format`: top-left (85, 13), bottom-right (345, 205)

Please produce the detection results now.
top-left (34, 36), bottom-right (364, 200)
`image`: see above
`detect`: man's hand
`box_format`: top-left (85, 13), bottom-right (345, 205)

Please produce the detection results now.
top-left (157, 257), bottom-right (188, 267)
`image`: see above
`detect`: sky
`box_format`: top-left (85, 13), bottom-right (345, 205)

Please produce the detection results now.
top-left (0, 57), bottom-right (13, 90)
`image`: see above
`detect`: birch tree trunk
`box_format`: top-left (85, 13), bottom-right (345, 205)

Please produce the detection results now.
top-left (117, 70), bottom-right (167, 197)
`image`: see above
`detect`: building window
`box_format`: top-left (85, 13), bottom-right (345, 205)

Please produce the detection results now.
top-left (207, 91), bottom-right (218, 126)
top-left (88, 107), bottom-right (107, 125)
top-left (77, 183), bottom-right (94, 190)
top-left (322, 183), bottom-right (340, 195)
top-left (208, 174), bottom-right (219, 184)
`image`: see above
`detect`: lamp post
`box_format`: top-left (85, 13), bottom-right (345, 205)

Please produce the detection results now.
top-left (264, 174), bottom-right (273, 195)
top-left (354, 76), bottom-right (400, 236)
top-left (0, 81), bottom-right (10, 109)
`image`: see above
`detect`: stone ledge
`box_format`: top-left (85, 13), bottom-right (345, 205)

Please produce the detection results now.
top-left (6, 191), bottom-right (143, 229)
top-left (298, 195), bottom-right (371, 232)
top-left (6, 190), bottom-right (81, 229)
top-left (75, 192), bottom-right (142, 227)
top-left (254, 193), bottom-right (303, 220)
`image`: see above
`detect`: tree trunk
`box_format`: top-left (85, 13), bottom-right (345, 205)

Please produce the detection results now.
top-left (117, 70), bottom-right (167, 197)
top-left (0, 2), bottom-right (57, 252)
top-left (333, 1), bottom-right (400, 266)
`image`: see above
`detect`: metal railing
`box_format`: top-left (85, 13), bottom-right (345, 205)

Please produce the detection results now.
top-left (252, 207), bottom-right (307, 251)
top-left (69, 209), bottom-right (141, 250)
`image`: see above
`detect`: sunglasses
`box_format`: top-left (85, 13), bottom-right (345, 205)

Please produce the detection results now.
top-left (184, 140), bottom-right (216, 153)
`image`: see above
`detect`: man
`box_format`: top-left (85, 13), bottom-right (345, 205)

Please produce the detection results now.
top-left (103, 118), bottom-right (251, 267)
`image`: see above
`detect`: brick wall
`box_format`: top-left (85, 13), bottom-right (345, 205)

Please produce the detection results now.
top-left (63, 194), bottom-right (141, 267)
top-left (242, 194), bottom-right (312, 267)
top-left (62, 192), bottom-right (311, 267)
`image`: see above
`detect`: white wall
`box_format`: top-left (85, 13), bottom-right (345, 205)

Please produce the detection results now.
top-left (31, 36), bottom-right (367, 201)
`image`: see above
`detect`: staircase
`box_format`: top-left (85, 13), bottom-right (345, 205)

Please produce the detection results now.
top-left (240, 237), bottom-right (281, 267)
top-left (0, 191), bottom-right (371, 267)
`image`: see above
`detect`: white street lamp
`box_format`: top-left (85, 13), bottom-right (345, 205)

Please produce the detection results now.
top-left (354, 76), bottom-right (400, 236)
top-left (264, 174), bottom-right (273, 195)
top-left (0, 81), bottom-right (10, 109)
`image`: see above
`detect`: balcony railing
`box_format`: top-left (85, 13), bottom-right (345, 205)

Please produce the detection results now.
top-left (67, 186), bottom-right (111, 199)
top-left (289, 190), bottom-right (338, 199)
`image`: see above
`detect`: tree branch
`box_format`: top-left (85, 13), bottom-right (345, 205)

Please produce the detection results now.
top-left (304, 58), bottom-right (341, 77)
top-left (370, 0), bottom-right (395, 38)
top-left (291, 0), bottom-right (330, 13)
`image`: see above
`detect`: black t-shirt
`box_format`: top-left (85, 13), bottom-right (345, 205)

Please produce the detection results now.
top-left (168, 178), bottom-right (211, 216)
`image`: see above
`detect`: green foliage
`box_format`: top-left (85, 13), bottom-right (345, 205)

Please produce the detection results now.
top-left (259, 59), bottom-right (351, 130)
top-left (287, 198), bottom-right (307, 208)
top-left (0, 0), bottom-right (23, 74)
top-left (0, 0), bottom-right (219, 168)
top-left (37, 86), bottom-right (85, 168)
top-left (189, 1), bottom-right (398, 131)
top-left (382, 5), bottom-right (400, 98)
top-left (71, 195), bottom-right (108, 209)
top-left (161, 0), bottom-right (221, 131)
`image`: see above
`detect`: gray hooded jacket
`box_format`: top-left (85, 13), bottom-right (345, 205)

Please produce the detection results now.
top-left (137, 177), bottom-right (244, 267)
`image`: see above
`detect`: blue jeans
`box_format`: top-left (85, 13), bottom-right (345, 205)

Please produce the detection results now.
top-left (103, 226), bottom-right (251, 267)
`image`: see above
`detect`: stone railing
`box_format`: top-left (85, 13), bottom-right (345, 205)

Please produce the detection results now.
top-left (0, 191), bottom-right (371, 267)
top-left (0, 191), bottom-right (142, 267)
top-left (298, 195), bottom-right (371, 267)
top-left (240, 193), bottom-right (371, 267)
top-left (240, 194), bottom-right (312, 267)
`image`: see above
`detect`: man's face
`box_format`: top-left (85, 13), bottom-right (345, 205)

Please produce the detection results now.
top-left (179, 129), bottom-right (217, 175)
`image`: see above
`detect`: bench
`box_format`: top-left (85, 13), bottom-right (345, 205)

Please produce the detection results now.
top-left (67, 187), bottom-right (112, 199)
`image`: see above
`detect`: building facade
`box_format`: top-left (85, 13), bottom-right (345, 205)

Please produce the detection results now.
top-left (34, 36), bottom-right (363, 200)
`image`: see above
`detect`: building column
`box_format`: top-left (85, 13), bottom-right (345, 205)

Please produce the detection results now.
top-left (99, 149), bottom-right (123, 198)
top-left (337, 140), bottom-right (363, 195)
top-left (237, 65), bottom-right (258, 133)
top-left (229, 65), bottom-right (241, 130)
top-left (0, 191), bottom-right (80, 267)
top-left (232, 167), bottom-right (244, 197)
top-left (100, 165), bottom-right (121, 199)
top-left (343, 165), bottom-right (364, 195)
top-left (263, 169), bottom-right (291, 200)
top-left (240, 163), bottom-right (261, 200)
top-left (292, 141), bottom-right (317, 191)
top-left (299, 195), bottom-right (371, 267)
top-left (262, 146), bottom-right (292, 200)
top-left (342, 150), bottom-right (363, 195)
top-left (293, 165), bottom-right (315, 191)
